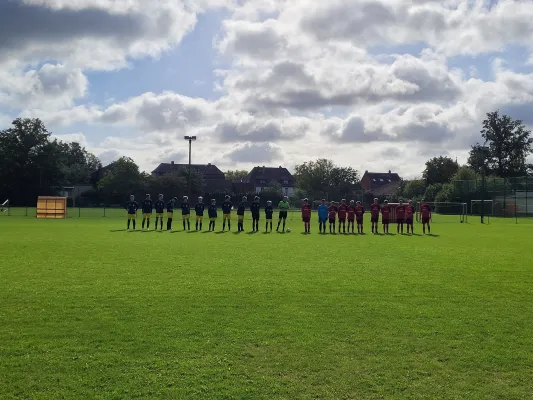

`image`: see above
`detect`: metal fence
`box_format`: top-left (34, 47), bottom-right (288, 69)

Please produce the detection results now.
top-left (452, 176), bottom-right (533, 218)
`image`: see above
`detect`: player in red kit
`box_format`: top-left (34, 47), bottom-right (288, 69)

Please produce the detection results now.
top-left (370, 198), bottom-right (380, 234)
top-left (328, 201), bottom-right (338, 234)
top-left (396, 200), bottom-right (406, 234)
top-left (354, 201), bottom-right (365, 234)
top-left (347, 200), bottom-right (356, 233)
top-left (338, 199), bottom-right (348, 233)
top-left (419, 199), bottom-right (432, 234)
top-left (405, 200), bottom-right (416, 234)
top-left (381, 200), bottom-right (391, 234)
top-left (301, 198), bottom-right (312, 233)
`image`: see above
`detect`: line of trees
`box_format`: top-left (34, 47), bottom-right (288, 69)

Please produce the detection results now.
top-left (397, 111), bottom-right (533, 204)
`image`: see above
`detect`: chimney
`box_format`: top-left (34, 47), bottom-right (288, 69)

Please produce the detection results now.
top-left (388, 170), bottom-right (391, 174)
top-left (208, 163), bottom-right (211, 166)
top-left (171, 161), bottom-right (174, 165)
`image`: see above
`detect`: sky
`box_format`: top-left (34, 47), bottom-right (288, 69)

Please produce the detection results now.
top-left (1, 0), bottom-right (533, 179)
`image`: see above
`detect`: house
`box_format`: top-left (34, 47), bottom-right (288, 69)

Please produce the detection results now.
top-left (244, 166), bottom-right (296, 196)
top-left (361, 170), bottom-right (402, 196)
top-left (151, 161), bottom-right (231, 192)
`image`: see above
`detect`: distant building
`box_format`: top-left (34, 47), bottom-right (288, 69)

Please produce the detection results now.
top-left (90, 162), bottom-right (117, 186)
top-left (151, 161), bottom-right (231, 192)
top-left (244, 166), bottom-right (296, 196)
top-left (361, 170), bottom-right (402, 196)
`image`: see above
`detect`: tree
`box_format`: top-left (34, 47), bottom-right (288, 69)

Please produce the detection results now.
top-left (294, 159), bottom-right (359, 198)
top-left (401, 179), bottom-right (426, 200)
top-left (97, 157), bottom-right (144, 200)
top-left (468, 111), bottom-right (533, 178)
top-left (423, 156), bottom-right (459, 185)
top-left (225, 170), bottom-right (249, 182)
top-left (423, 183), bottom-right (443, 202)
top-left (452, 166), bottom-right (478, 181)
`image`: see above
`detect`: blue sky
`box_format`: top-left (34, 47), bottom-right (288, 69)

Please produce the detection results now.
top-left (1, 0), bottom-right (533, 178)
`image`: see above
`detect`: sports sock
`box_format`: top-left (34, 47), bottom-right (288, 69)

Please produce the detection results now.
top-left (223, 221), bottom-right (226, 231)
top-left (142, 219), bottom-right (145, 229)
top-left (283, 220), bottom-right (286, 231)
top-left (196, 221), bottom-right (198, 230)
top-left (147, 219), bottom-right (150, 229)
top-left (160, 219), bottom-right (163, 230)
top-left (428, 225), bottom-right (431, 233)
top-left (187, 221), bottom-right (190, 230)
top-left (200, 222), bottom-right (202, 230)
top-left (277, 221), bottom-right (281, 231)
top-left (228, 221), bottom-right (231, 231)
top-left (269, 221), bottom-right (272, 231)
top-left (127, 220), bottom-right (130, 229)
top-left (183, 220), bottom-right (186, 230)
top-left (132, 220), bottom-right (136, 230)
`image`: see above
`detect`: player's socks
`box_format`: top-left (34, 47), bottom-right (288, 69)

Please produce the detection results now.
top-left (196, 221), bottom-right (198, 230)
top-left (127, 220), bottom-right (130, 230)
top-left (160, 219), bottom-right (163, 230)
top-left (276, 221), bottom-right (281, 231)
top-left (187, 221), bottom-right (190, 231)
top-left (222, 221), bottom-right (226, 231)
top-left (283, 220), bottom-right (286, 231)
top-left (200, 222), bottom-right (202, 230)
top-left (142, 219), bottom-right (145, 229)
top-left (228, 221), bottom-right (231, 231)
top-left (428, 225), bottom-right (431, 234)
top-left (132, 220), bottom-right (136, 230)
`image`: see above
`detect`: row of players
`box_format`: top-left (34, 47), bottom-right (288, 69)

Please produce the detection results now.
top-left (125, 194), bottom-right (433, 234)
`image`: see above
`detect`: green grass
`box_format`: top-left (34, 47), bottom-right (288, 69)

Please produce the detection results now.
top-left (1, 215), bottom-right (532, 399)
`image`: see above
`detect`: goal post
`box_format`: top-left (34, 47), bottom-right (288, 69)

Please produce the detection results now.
top-left (470, 200), bottom-right (494, 223)
top-left (415, 202), bottom-right (467, 223)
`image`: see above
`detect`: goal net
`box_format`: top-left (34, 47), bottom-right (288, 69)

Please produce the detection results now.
top-left (470, 200), bottom-right (494, 221)
top-left (1, 199), bottom-right (8, 213)
top-left (415, 202), bottom-right (467, 223)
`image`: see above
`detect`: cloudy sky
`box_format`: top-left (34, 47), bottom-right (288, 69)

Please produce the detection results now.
top-left (1, 0), bottom-right (533, 178)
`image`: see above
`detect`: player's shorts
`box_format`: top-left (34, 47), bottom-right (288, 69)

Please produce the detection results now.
top-left (196, 215), bottom-right (203, 221)
top-left (156, 212), bottom-right (164, 217)
top-left (396, 218), bottom-right (405, 224)
top-left (422, 216), bottom-right (430, 224)
top-left (167, 212), bottom-right (173, 218)
top-left (302, 216), bottom-right (310, 223)
top-left (266, 216), bottom-right (272, 221)
top-left (182, 214), bottom-right (190, 220)
top-left (223, 213), bottom-right (231, 219)
top-left (405, 218), bottom-right (414, 224)
top-left (329, 218), bottom-right (336, 224)
top-left (252, 213), bottom-right (260, 220)
top-left (356, 218), bottom-right (363, 224)
top-left (127, 213), bottom-right (136, 220)
top-left (238, 214), bottom-right (244, 221)
top-left (210, 217), bottom-right (216, 222)
top-left (371, 215), bottom-right (379, 223)
top-left (279, 211), bottom-right (288, 219)
top-left (338, 218), bottom-right (346, 223)
top-left (142, 213), bottom-right (151, 218)
top-left (382, 218), bottom-right (389, 224)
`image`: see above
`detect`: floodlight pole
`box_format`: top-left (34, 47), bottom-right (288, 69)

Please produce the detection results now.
top-left (184, 136), bottom-right (197, 200)
top-left (481, 143), bottom-right (489, 224)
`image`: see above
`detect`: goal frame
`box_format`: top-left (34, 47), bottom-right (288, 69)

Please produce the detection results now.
top-left (415, 201), bottom-right (468, 223)
top-left (470, 199), bottom-right (494, 223)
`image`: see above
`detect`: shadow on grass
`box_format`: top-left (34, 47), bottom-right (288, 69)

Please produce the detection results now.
top-left (187, 231), bottom-right (198, 234)
top-left (202, 231), bottom-right (212, 234)
top-left (410, 233), bottom-right (422, 236)
top-left (247, 231), bottom-right (258, 235)
top-left (215, 231), bottom-right (226, 235)
top-left (109, 229), bottom-right (127, 232)
top-left (427, 234), bottom-right (440, 237)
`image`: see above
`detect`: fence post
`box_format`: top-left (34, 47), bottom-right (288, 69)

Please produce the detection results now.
top-left (104, 207), bottom-right (106, 217)
top-left (25, 207), bottom-right (28, 217)
top-left (515, 178), bottom-right (518, 224)
top-left (526, 178), bottom-right (529, 218)
top-left (78, 206), bottom-right (81, 218)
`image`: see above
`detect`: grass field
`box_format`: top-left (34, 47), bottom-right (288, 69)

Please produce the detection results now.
top-left (1, 214), bottom-right (532, 399)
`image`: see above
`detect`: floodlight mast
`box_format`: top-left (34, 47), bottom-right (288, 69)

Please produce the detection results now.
top-left (184, 136), bottom-right (197, 200)
top-left (480, 141), bottom-right (489, 224)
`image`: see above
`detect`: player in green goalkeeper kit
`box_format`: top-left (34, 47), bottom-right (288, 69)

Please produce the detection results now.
top-left (276, 196), bottom-right (290, 232)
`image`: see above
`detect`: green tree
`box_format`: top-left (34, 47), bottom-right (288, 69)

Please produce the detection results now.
top-left (452, 166), bottom-right (478, 181)
top-left (97, 157), bottom-right (144, 199)
top-left (423, 183), bottom-right (443, 202)
top-left (225, 170), bottom-right (249, 182)
top-left (401, 179), bottom-right (426, 200)
top-left (294, 159), bottom-right (359, 198)
top-left (468, 111), bottom-right (533, 178)
top-left (423, 156), bottom-right (459, 185)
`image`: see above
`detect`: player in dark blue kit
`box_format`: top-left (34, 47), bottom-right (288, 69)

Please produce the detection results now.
top-left (208, 199), bottom-right (217, 232)
top-left (141, 194), bottom-right (153, 230)
top-left (166, 197), bottom-right (177, 230)
top-left (250, 196), bottom-right (261, 232)
top-left (181, 196), bottom-right (191, 231)
top-left (264, 200), bottom-right (274, 232)
top-left (154, 194), bottom-right (165, 230)
top-left (195, 196), bottom-right (205, 231)
top-left (237, 196), bottom-right (248, 232)
top-left (125, 195), bottom-right (139, 230)
top-left (222, 195), bottom-right (233, 232)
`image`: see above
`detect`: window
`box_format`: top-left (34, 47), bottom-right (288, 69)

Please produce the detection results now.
top-left (380, 178), bottom-right (384, 182)
top-left (388, 179), bottom-right (392, 182)
top-left (283, 180), bottom-right (289, 185)
top-left (372, 179), bottom-right (376, 182)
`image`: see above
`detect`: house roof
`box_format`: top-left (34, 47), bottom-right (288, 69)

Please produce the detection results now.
top-left (152, 163), bottom-right (224, 179)
top-left (245, 166), bottom-right (295, 185)
top-left (363, 171), bottom-right (401, 187)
